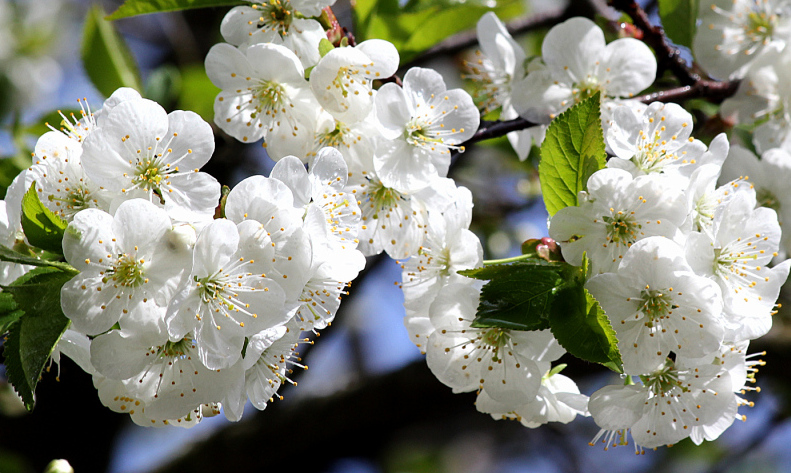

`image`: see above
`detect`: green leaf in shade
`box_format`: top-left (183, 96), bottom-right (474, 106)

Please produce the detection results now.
top-left (2, 268), bottom-right (76, 410)
top-left (144, 65), bottom-right (182, 108)
top-left (107, 0), bottom-right (245, 19)
top-left (0, 292), bottom-right (22, 335)
top-left (545, 255), bottom-right (623, 372)
top-left (462, 254), bottom-right (623, 372)
top-left (176, 64), bottom-right (221, 123)
top-left (354, 0), bottom-right (523, 63)
top-left (20, 183), bottom-right (68, 255)
top-left (0, 156), bottom-right (28, 200)
top-left (82, 5), bottom-right (142, 97)
top-left (538, 92), bottom-right (607, 216)
top-left (461, 260), bottom-right (576, 331)
top-left (658, 0), bottom-right (698, 48)
top-left (0, 246), bottom-right (78, 274)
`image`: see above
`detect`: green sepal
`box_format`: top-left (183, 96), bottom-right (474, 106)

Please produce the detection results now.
top-left (319, 38), bottom-right (335, 57)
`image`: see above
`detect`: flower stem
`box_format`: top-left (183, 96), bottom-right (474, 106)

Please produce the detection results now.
top-left (482, 254), bottom-right (534, 265)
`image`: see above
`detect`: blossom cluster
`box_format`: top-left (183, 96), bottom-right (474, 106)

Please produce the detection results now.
top-left (2, 0), bottom-right (789, 452)
top-left (690, 1), bottom-right (791, 257)
top-left (413, 10), bottom-right (791, 449)
top-left (464, 13), bottom-right (656, 159)
top-left (549, 100), bottom-right (789, 450)
top-left (2, 87), bottom-right (367, 426)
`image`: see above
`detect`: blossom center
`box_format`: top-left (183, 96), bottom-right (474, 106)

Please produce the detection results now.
top-left (106, 254), bottom-right (146, 287)
top-left (316, 120), bottom-right (351, 148)
top-left (572, 77), bottom-right (602, 103)
top-left (638, 288), bottom-right (674, 322)
top-left (132, 159), bottom-right (165, 192)
top-left (640, 359), bottom-right (685, 395)
top-left (482, 328), bottom-right (509, 359)
top-left (159, 337), bottom-right (194, 358)
top-left (48, 185), bottom-right (94, 220)
top-left (367, 179), bottom-right (404, 217)
top-left (745, 10), bottom-right (776, 43)
top-left (603, 211), bottom-right (640, 245)
top-left (254, 80), bottom-right (288, 115)
top-left (252, 0), bottom-right (295, 37)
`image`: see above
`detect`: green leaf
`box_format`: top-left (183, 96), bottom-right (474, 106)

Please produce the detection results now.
top-left (0, 292), bottom-right (22, 334)
top-left (355, 0), bottom-right (523, 63)
top-left (107, 0), bottom-right (245, 19)
top-left (659, 0), bottom-right (698, 49)
top-left (538, 92), bottom-right (607, 216)
top-left (548, 285), bottom-right (623, 372)
top-left (0, 246), bottom-right (78, 274)
top-left (462, 260), bottom-right (577, 331)
top-left (82, 5), bottom-right (142, 97)
top-left (545, 255), bottom-right (622, 372)
top-left (20, 183), bottom-right (68, 255)
top-left (144, 65), bottom-right (182, 108)
top-left (2, 268), bottom-right (76, 410)
top-left (176, 65), bottom-right (221, 123)
top-left (463, 254), bottom-right (622, 371)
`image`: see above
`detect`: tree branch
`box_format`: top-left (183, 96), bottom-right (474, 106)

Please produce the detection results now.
top-left (636, 80), bottom-right (740, 105)
top-left (462, 117), bottom-right (537, 148)
top-left (609, 0), bottom-right (699, 86)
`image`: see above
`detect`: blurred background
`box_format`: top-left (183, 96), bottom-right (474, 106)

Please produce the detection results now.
top-left (1, 0), bottom-right (791, 472)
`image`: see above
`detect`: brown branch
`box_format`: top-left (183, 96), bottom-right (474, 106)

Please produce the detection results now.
top-left (609, 0), bottom-right (699, 86)
top-left (460, 117), bottom-right (537, 150)
top-left (637, 80), bottom-right (741, 105)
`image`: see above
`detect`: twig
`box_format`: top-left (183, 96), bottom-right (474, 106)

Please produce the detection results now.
top-left (461, 117), bottom-right (537, 150)
top-left (609, 0), bottom-right (699, 86)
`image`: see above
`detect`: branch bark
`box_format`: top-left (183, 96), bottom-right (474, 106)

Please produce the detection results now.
top-left (609, 0), bottom-right (699, 85)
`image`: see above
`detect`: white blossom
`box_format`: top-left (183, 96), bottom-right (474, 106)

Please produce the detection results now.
top-left (512, 17), bottom-right (656, 125)
top-left (80, 97), bottom-right (220, 223)
top-left (374, 67), bottom-right (479, 193)
top-left (310, 40), bottom-right (399, 124)
top-left (588, 357), bottom-right (737, 450)
top-left (586, 237), bottom-right (725, 374)
top-left (219, 0), bottom-right (334, 67)
top-left (165, 219), bottom-right (289, 370)
top-left (205, 42), bottom-right (319, 160)
top-left (548, 168), bottom-right (688, 275)
top-left (693, 0), bottom-right (791, 79)
top-left (60, 200), bottom-right (191, 336)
